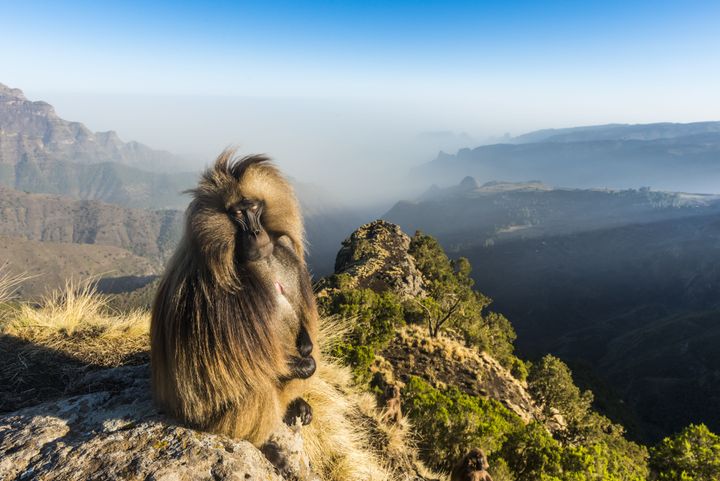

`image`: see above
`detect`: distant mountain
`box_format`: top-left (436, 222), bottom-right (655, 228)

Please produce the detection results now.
top-left (0, 83), bottom-right (197, 209)
top-left (0, 83), bottom-right (188, 171)
top-left (416, 122), bottom-right (720, 194)
top-left (510, 121), bottom-right (720, 144)
top-left (382, 179), bottom-right (720, 441)
top-left (0, 187), bottom-right (183, 264)
top-left (386, 177), bottom-right (720, 250)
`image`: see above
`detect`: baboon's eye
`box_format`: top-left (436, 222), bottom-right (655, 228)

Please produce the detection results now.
top-left (249, 203), bottom-right (259, 211)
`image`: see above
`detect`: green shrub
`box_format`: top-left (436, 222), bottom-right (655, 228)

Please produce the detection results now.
top-left (498, 422), bottom-right (563, 481)
top-left (402, 376), bottom-right (522, 471)
top-left (509, 357), bottom-right (529, 382)
top-left (330, 342), bottom-right (376, 383)
top-left (650, 423), bottom-right (720, 481)
top-left (319, 288), bottom-right (404, 381)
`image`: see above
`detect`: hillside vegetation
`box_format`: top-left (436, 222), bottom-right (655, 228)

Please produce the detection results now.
top-left (315, 221), bottom-right (673, 480)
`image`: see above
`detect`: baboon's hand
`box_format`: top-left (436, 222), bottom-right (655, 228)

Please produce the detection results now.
top-left (296, 325), bottom-right (313, 358)
top-left (288, 355), bottom-right (316, 379)
top-left (283, 397), bottom-right (313, 426)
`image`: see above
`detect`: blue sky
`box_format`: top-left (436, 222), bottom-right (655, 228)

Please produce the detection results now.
top-left (2, 1), bottom-right (720, 196)
top-left (4, 0), bottom-right (719, 97)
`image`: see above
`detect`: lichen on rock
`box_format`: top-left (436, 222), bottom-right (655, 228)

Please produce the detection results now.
top-left (317, 220), bottom-right (425, 300)
top-left (0, 365), bottom-right (315, 481)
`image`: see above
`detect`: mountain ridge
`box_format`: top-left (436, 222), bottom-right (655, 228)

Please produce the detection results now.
top-left (0, 82), bottom-right (186, 171)
top-left (416, 122), bottom-right (720, 193)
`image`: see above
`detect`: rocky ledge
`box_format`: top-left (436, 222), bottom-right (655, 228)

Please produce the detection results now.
top-left (0, 365), bottom-right (315, 481)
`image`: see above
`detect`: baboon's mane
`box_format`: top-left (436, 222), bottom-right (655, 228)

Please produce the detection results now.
top-left (151, 149), bottom-right (307, 438)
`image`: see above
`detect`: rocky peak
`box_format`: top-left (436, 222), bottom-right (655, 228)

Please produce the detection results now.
top-left (0, 81), bottom-right (182, 171)
top-left (0, 82), bottom-right (26, 101)
top-left (459, 175), bottom-right (480, 190)
top-left (319, 221), bottom-right (542, 426)
top-left (319, 220), bottom-right (425, 299)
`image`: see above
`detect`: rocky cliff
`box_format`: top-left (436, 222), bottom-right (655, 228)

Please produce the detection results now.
top-left (0, 83), bottom-right (180, 171)
top-left (0, 83), bottom-right (197, 209)
top-left (0, 186), bottom-right (182, 262)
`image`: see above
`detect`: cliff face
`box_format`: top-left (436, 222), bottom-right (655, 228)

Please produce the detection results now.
top-left (0, 83), bottom-right (179, 170)
top-left (0, 186), bottom-right (182, 262)
top-left (0, 83), bottom-right (197, 209)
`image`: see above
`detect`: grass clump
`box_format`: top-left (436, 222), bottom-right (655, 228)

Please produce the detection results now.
top-left (0, 277), bottom-right (150, 413)
top-left (2, 279), bottom-right (150, 367)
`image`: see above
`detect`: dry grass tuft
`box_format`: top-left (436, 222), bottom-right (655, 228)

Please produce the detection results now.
top-left (0, 265), bottom-right (29, 304)
top-left (1, 279), bottom-right (150, 368)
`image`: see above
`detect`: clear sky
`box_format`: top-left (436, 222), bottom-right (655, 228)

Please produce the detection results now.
top-left (2, 0), bottom-right (720, 197)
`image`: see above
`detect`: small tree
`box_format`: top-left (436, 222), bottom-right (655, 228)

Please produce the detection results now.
top-left (409, 232), bottom-right (484, 337)
top-left (407, 231), bottom-right (521, 371)
top-left (650, 423), bottom-right (720, 481)
top-left (498, 422), bottom-right (563, 481)
top-left (527, 355), bottom-right (595, 445)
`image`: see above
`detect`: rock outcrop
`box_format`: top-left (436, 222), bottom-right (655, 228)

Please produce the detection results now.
top-left (0, 365), bottom-right (316, 481)
top-left (317, 220), bottom-right (425, 299)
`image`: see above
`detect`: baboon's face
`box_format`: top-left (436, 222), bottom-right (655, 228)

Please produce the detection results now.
top-left (229, 198), bottom-right (273, 261)
top-left (467, 450), bottom-right (489, 471)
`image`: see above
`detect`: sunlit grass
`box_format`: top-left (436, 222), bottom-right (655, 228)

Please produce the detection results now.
top-left (0, 265), bottom-right (30, 303)
top-left (1, 278), bottom-right (150, 367)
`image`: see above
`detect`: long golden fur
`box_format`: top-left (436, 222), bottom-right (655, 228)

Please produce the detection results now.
top-left (150, 149), bottom-right (318, 445)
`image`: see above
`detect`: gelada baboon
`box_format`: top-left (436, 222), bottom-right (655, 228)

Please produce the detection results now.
top-left (151, 149), bottom-right (319, 451)
top-left (450, 448), bottom-right (494, 481)
top-left (380, 384), bottom-right (402, 424)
